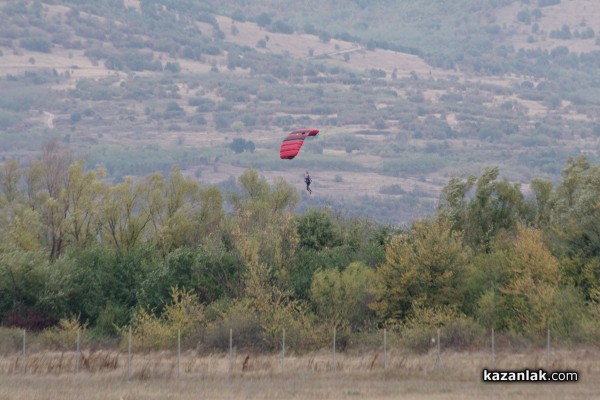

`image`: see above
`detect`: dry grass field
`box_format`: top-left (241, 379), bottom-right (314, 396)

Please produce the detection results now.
top-left (1, 349), bottom-right (598, 399)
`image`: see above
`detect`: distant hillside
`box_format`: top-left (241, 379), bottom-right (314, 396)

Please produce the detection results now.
top-left (197, 0), bottom-right (600, 67)
top-left (1, 0), bottom-right (600, 224)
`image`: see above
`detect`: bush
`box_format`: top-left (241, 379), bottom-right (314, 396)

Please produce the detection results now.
top-left (271, 20), bottom-right (294, 34)
top-left (0, 109), bottom-right (20, 129)
top-left (189, 114), bottom-right (207, 126)
top-left (0, 327), bottom-right (25, 356)
top-left (202, 308), bottom-right (264, 352)
top-left (256, 13), bottom-right (271, 28)
top-left (120, 288), bottom-right (204, 352)
top-left (538, 0), bottom-right (560, 6)
top-left (95, 302), bottom-right (128, 337)
top-left (20, 37), bottom-right (51, 53)
top-left (400, 305), bottom-right (485, 353)
top-left (379, 184), bottom-right (405, 195)
top-left (232, 9), bottom-right (246, 22)
top-left (164, 62), bottom-right (181, 73)
top-left (38, 316), bottom-right (88, 351)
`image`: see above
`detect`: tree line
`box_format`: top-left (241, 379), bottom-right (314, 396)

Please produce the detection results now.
top-left (1, 143), bottom-right (599, 351)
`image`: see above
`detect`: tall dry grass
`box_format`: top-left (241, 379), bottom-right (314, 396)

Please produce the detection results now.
top-left (1, 348), bottom-right (599, 399)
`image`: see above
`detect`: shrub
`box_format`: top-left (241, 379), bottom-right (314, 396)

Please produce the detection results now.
top-left (20, 37), bottom-right (51, 53)
top-left (271, 20), bottom-right (294, 34)
top-left (95, 302), bottom-right (128, 337)
top-left (120, 287), bottom-right (204, 352)
top-left (0, 327), bottom-right (25, 356)
top-left (164, 62), bottom-right (181, 73)
top-left (399, 304), bottom-right (485, 353)
top-left (232, 9), bottom-right (246, 22)
top-left (229, 138), bottom-right (255, 153)
top-left (0, 109), bottom-right (20, 129)
top-left (538, 0), bottom-right (560, 6)
top-left (256, 13), bottom-right (271, 28)
top-left (38, 316), bottom-right (88, 351)
top-left (202, 305), bottom-right (265, 352)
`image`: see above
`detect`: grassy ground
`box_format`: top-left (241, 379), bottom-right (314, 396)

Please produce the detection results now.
top-left (1, 349), bottom-right (598, 399)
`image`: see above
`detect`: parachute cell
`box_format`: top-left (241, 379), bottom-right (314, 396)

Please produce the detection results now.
top-left (279, 128), bottom-right (319, 159)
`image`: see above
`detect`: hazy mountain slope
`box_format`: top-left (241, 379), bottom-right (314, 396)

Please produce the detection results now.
top-left (1, 0), bottom-right (600, 224)
top-left (197, 0), bottom-right (600, 64)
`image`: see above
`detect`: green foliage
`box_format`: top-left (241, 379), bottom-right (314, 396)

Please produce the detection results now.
top-left (0, 327), bottom-right (25, 355)
top-left (123, 287), bottom-right (204, 351)
top-left (229, 138), bottom-right (255, 154)
top-left (440, 167), bottom-right (528, 251)
top-left (20, 37), bottom-right (51, 53)
top-left (38, 316), bottom-right (88, 351)
top-left (230, 168), bottom-right (299, 271)
top-left (310, 262), bottom-right (380, 330)
top-left (538, 0), bottom-right (560, 6)
top-left (374, 216), bottom-right (469, 322)
top-left (95, 302), bottom-right (129, 336)
top-left (296, 209), bottom-right (341, 251)
top-left (164, 61), bottom-right (181, 73)
top-left (0, 110), bottom-right (20, 129)
top-left (3, 148), bottom-right (600, 350)
top-left (399, 304), bottom-right (484, 353)
top-left (500, 225), bottom-right (560, 337)
top-left (255, 13), bottom-right (272, 28)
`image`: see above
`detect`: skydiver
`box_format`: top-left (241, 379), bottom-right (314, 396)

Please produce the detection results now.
top-left (304, 171), bottom-right (312, 195)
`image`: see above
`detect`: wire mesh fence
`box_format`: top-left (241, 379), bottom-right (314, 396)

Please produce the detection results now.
top-left (0, 324), bottom-right (570, 378)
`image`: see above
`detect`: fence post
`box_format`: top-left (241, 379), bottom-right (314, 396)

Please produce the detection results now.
top-left (177, 328), bottom-right (181, 379)
top-left (332, 327), bottom-right (336, 373)
top-left (128, 327), bottom-right (132, 379)
top-left (546, 328), bottom-right (550, 367)
top-left (384, 328), bottom-right (387, 373)
top-left (491, 327), bottom-right (495, 369)
top-left (22, 329), bottom-right (26, 375)
top-left (281, 328), bottom-right (285, 371)
top-left (434, 328), bottom-right (442, 370)
top-left (228, 328), bottom-right (232, 378)
top-left (76, 329), bottom-right (80, 373)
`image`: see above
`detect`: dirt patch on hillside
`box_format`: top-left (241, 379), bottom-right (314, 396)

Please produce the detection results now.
top-left (214, 15), bottom-right (449, 79)
top-left (0, 47), bottom-right (113, 80)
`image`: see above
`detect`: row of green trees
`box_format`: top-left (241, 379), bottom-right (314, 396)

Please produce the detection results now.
top-left (1, 145), bottom-right (599, 351)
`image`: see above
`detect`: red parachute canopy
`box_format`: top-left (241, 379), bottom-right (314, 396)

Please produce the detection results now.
top-left (279, 128), bottom-right (319, 159)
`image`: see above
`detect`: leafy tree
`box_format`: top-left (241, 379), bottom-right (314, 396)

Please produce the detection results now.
top-left (164, 62), bottom-right (181, 73)
top-left (20, 37), bottom-right (51, 53)
top-left (153, 167), bottom-right (224, 255)
top-left (440, 167), bottom-right (527, 252)
top-left (24, 141), bottom-right (87, 260)
top-left (310, 261), bottom-right (380, 330)
top-left (126, 287), bottom-right (204, 350)
top-left (549, 156), bottom-right (600, 300)
top-left (229, 169), bottom-right (299, 284)
top-left (501, 225), bottom-right (560, 337)
top-left (271, 20), bottom-right (293, 34)
top-left (256, 13), bottom-right (271, 28)
top-left (374, 216), bottom-right (469, 323)
top-left (99, 174), bottom-right (162, 252)
top-left (527, 178), bottom-right (553, 228)
top-left (0, 249), bottom-right (59, 330)
top-left (0, 160), bottom-right (22, 206)
top-left (296, 209), bottom-right (341, 251)
top-left (164, 101), bottom-right (185, 119)
top-left (229, 138), bottom-right (255, 153)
